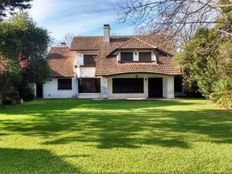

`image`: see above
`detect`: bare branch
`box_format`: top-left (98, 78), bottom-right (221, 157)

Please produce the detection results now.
top-left (117, 0), bottom-right (232, 43)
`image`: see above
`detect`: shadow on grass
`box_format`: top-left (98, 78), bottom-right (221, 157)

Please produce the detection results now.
top-left (0, 148), bottom-right (79, 173)
top-left (0, 99), bottom-right (231, 149)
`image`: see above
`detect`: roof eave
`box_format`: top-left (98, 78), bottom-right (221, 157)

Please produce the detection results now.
top-left (96, 71), bottom-right (182, 76)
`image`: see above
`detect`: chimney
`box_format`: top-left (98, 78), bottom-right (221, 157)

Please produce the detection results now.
top-left (103, 24), bottom-right (110, 42)
top-left (60, 42), bottom-right (67, 47)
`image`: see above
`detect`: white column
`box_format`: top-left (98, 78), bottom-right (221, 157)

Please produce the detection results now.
top-left (163, 76), bottom-right (174, 99)
top-left (117, 52), bottom-right (121, 62)
top-left (152, 52), bottom-right (157, 62)
top-left (101, 77), bottom-right (108, 99)
top-left (144, 77), bottom-right (149, 98)
top-left (76, 52), bottom-right (84, 65)
top-left (133, 51), bottom-right (139, 61)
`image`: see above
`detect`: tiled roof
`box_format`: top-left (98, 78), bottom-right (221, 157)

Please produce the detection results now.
top-left (70, 36), bottom-right (133, 51)
top-left (48, 47), bottom-right (76, 77)
top-left (118, 37), bottom-right (156, 49)
top-left (64, 34), bottom-right (181, 76)
top-left (70, 36), bottom-right (103, 51)
top-left (94, 35), bottom-right (181, 76)
top-left (96, 54), bottom-right (181, 76)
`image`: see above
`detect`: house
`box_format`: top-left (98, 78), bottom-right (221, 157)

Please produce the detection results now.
top-left (36, 24), bottom-right (183, 99)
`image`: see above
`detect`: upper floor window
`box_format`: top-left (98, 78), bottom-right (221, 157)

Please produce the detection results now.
top-left (121, 52), bottom-right (133, 62)
top-left (139, 52), bottom-right (152, 62)
top-left (83, 55), bottom-right (96, 66)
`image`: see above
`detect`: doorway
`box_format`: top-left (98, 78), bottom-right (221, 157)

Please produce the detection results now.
top-left (36, 84), bottom-right (43, 98)
top-left (148, 78), bottom-right (163, 98)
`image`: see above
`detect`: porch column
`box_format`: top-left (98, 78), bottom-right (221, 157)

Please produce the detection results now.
top-left (163, 76), bottom-right (174, 99)
top-left (101, 77), bottom-right (108, 99)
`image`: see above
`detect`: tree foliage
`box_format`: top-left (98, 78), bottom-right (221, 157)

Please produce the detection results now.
top-left (0, 0), bottom-right (31, 18)
top-left (0, 13), bottom-right (50, 104)
top-left (175, 28), bottom-right (232, 99)
top-left (210, 76), bottom-right (232, 109)
top-left (0, 59), bottom-right (21, 105)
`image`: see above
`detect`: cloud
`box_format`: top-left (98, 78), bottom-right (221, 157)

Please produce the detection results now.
top-left (28, 0), bottom-right (134, 40)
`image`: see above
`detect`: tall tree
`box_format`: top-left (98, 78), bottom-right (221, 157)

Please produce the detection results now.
top-left (117, 0), bottom-right (232, 41)
top-left (175, 28), bottom-right (232, 97)
top-left (62, 33), bottom-right (74, 47)
top-left (0, 0), bottom-right (31, 18)
top-left (0, 12), bottom-right (50, 103)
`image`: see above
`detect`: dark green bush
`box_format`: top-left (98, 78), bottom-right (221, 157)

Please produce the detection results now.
top-left (18, 84), bottom-right (35, 101)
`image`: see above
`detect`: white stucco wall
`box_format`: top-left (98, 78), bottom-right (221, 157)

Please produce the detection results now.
top-left (43, 74), bottom-right (174, 99)
top-left (43, 78), bottom-right (78, 98)
top-left (104, 73), bottom-right (174, 99)
top-left (79, 67), bottom-right (96, 77)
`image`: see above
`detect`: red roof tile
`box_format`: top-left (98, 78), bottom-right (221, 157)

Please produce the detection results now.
top-left (66, 34), bottom-right (180, 76)
top-left (48, 47), bottom-right (76, 77)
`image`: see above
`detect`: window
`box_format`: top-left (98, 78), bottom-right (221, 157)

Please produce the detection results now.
top-left (58, 79), bottom-right (72, 90)
top-left (139, 52), bottom-right (152, 62)
top-left (83, 55), bottom-right (96, 66)
top-left (113, 78), bottom-right (144, 93)
top-left (120, 52), bottom-right (133, 62)
top-left (78, 78), bottom-right (100, 93)
top-left (174, 76), bottom-right (183, 92)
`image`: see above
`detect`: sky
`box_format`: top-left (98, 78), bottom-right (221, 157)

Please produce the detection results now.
top-left (28, 0), bottom-right (135, 40)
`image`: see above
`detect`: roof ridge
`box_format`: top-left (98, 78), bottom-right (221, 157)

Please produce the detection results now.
top-left (134, 37), bottom-right (157, 48)
top-left (73, 34), bottom-right (153, 38)
top-left (117, 36), bottom-right (157, 49)
top-left (117, 37), bottom-right (137, 49)
top-left (73, 36), bottom-right (102, 38)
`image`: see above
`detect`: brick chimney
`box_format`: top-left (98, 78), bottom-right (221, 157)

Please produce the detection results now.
top-left (103, 24), bottom-right (110, 42)
top-left (60, 42), bottom-right (67, 47)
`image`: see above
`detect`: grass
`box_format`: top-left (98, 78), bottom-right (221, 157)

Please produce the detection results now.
top-left (0, 99), bottom-right (231, 173)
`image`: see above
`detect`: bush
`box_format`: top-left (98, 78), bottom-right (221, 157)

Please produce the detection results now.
top-left (18, 84), bottom-right (35, 101)
top-left (210, 77), bottom-right (232, 109)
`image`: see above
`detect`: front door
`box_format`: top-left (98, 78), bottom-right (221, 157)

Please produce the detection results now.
top-left (148, 78), bottom-right (163, 98)
top-left (36, 84), bottom-right (43, 98)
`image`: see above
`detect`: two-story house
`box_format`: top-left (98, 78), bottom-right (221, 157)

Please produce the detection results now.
top-left (36, 24), bottom-right (182, 99)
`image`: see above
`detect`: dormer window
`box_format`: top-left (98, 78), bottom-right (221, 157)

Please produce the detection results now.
top-left (139, 52), bottom-right (152, 62)
top-left (121, 52), bottom-right (133, 62)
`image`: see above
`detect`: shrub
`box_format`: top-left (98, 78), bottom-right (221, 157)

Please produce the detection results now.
top-left (18, 84), bottom-right (35, 101)
top-left (210, 77), bottom-right (232, 109)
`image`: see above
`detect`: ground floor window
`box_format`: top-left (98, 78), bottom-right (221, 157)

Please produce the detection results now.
top-left (112, 78), bottom-right (144, 93)
top-left (78, 78), bottom-right (100, 93)
top-left (58, 79), bottom-right (72, 90)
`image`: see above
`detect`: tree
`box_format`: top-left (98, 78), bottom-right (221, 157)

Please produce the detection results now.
top-left (0, 0), bottom-right (31, 18)
top-left (0, 59), bottom-right (21, 106)
top-left (62, 33), bottom-right (74, 47)
top-left (51, 33), bottom-right (74, 47)
top-left (0, 12), bottom-right (50, 103)
top-left (175, 28), bottom-right (232, 98)
top-left (117, 0), bottom-right (232, 41)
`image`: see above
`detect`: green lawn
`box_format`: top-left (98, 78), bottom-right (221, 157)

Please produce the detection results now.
top-left (0, 99), bottom-right (231, 173)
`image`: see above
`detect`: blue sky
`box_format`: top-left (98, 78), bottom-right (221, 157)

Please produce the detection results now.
top-left (28, 0), bottom-right (135, 40)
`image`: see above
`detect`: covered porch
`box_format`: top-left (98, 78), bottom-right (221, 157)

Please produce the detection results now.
top-left (101, 73), bottom-right (175, 99)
